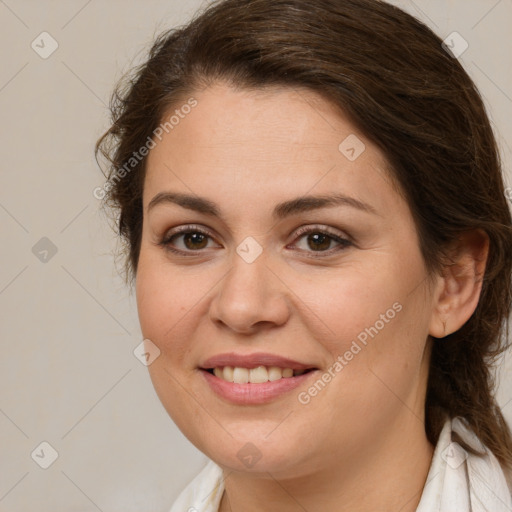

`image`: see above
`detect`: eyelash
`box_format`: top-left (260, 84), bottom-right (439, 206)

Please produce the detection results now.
top-left (158, 224), bottom-right (353, 258)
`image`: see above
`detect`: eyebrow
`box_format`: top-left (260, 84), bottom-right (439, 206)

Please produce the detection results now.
top-left (147, 191), bottom-right (378, 219)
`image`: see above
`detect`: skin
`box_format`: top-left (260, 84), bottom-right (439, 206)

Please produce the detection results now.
top-left (135, 83), bottom-right (488, 511)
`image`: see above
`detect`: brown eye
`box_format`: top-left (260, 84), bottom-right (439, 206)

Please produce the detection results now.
top-left (290, 226), bottom-right (353, 257)
top-left (304, 232), bottom-right (333, 251)
top-left (159, 225), bottom-right (220, 255)
top-left (180, 232), bottom-right (209, 250)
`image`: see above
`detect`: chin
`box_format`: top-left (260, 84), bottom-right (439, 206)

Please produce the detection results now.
top-left (196, 429), bottom-right (314, 477)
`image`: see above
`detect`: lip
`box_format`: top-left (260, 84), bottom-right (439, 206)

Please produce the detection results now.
top-left (200, 368), bottom-right (318, 405)
top-left (200, 352), bottom-right (315, 371)
top-left (199, 352), bottom-right (319, 405)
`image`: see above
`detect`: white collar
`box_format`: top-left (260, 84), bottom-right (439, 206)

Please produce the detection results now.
top-left (417, 416), bottom-right (512, 511)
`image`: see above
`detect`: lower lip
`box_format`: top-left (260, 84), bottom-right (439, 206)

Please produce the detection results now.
top-left (200, 369), bottom-right (317, 405)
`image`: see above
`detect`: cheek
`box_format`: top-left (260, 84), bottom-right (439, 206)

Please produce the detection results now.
top-left (135, 255), bottom-right (209, 436)
top-left (136, 245), bottom-right (196, 310)
top-left (303, 263), bottom-right (402, 347)
top-left (303, 250), bottom-right (430, 383)
top-left (135, 251), bottom-right (198, 359)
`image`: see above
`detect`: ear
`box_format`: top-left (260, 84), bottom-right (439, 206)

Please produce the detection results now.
top-left (429, 229), bottom-right (489, 338)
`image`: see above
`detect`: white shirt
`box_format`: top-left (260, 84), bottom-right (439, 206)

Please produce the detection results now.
top-left (169, 417), bottom-right (512, 512)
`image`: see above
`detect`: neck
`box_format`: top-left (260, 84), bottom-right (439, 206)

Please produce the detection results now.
top-left (219, 416), bottom-right (434, 512)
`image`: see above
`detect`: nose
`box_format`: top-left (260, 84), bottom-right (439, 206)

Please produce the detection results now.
top-left (208, 249), bottom-right (291, 335)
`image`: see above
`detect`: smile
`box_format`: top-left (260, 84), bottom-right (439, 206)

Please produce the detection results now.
top-left (207, 365), bottom-right (312, 383)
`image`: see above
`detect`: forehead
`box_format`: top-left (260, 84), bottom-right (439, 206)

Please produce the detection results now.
top-left (143, 83), bottom-right (399, 216)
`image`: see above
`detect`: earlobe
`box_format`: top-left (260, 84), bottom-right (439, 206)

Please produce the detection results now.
top-left (428, 229), bottom-right (489, 339)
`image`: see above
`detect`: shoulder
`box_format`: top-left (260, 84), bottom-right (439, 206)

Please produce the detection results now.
top-left (168, 459), bottom-right (225, 512)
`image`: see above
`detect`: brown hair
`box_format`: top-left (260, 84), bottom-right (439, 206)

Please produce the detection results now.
top-left (95, 0), bottom-right (512, 471)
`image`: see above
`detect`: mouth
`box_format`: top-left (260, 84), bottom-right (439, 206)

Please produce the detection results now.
top-left (200, 367), bottom-right (318, 405)
top-left (198, 352), bottom-right (320, 404)
top-left (201, 365), bottom-right (317, 384)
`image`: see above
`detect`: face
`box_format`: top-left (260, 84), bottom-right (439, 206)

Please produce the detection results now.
top-left (136, 83), bottom-right (438, 478)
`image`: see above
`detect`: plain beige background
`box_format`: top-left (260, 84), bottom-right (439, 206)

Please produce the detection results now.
top-left (0, 1), bottom-right (511, 510)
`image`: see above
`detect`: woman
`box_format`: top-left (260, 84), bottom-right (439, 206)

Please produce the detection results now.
top-left (95, 0), bottom-right (512, 510)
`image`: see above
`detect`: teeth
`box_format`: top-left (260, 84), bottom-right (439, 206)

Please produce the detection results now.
top-left (211, 366), bottom-right (308, 383)
top-left (233, 367), bottom-right (249, 384)
top-left (223, 366), bottom-right (234, 382)
top-left (249, 366), bottom-right (268, 383)
top-left (282, 368), bottom-right (293, 378)
top-left (268, 366), bottom-right (283, 381)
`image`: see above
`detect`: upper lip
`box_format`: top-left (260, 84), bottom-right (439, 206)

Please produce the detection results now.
top-left (200, 352), bottom-right (316, 370)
